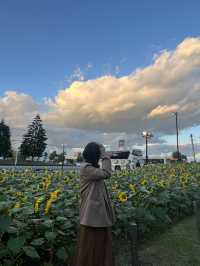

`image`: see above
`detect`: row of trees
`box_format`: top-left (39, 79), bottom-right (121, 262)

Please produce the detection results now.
top-left (0, 115), bottom-right (188, 162)
top-left (0, 115), bottom-right (47, 160)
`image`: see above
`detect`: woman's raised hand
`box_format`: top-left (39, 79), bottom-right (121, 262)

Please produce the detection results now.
top-left (99, 144), bottom-right (110, 159)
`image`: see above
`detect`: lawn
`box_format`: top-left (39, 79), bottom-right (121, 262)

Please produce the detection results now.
top-left (115, 216), bottom-right (200, 266)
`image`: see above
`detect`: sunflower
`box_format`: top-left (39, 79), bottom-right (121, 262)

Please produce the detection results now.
top-left (151, 175), bottom-right (158, 182)
top-left (44, 199), bottom-right (53, 214)
top-left (118, 192), bottom-right (128, 203)
top-left (34, 196), bottom-right (44, 213)
top-left (14, 202), bottom-right (21, 208)
top-left (129, 184), bottom-right (137, 193)
top-left (140, 177), bottom-right (148, 186)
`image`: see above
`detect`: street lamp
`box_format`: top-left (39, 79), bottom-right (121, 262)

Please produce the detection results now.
top-left (142, 131), bottom-right (153, 164)
top-left (61, 144), bottom-right (65, 173)
top-left (172, 112), bottom-right (180, 161)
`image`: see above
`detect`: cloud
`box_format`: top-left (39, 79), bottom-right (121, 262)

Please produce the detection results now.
top-left (147, 105), bottom-right (179, 118)
top-left (0, 91), bottom-right (40, 128)
top-left (148, 142), bottom-right (200, 161)
top-left (2, 37), bottom-right (200, 155)
top-left (45, 37), bottom-right (200, 134)
top-left (64, 67), bottom-right (85, 84)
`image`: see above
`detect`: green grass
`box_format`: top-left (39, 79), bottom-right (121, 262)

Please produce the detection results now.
top-left (115, 216), bottom-right (200, 266)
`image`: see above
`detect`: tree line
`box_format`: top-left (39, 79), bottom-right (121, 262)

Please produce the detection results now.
top-left (0, 114), bottom-right (47, 160)
top-left (0, 115), bottom-right (188, 162)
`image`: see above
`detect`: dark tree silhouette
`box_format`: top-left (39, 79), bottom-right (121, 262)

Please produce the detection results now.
top-left (0, 120), bottom-right (12, 159)
top-left (20, 115), bottom-right (47, 160)
top-left (49, 151), bottom-right (58, 162)
top-left (172, 151), bottom-right (187, 161)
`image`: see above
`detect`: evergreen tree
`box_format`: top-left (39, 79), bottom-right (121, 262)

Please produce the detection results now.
top-left (20, 115), bottom-right (48, 160)
top-left (49, 151), bottom-right (57, 162)
top-left (172, 151), bottom-right (187, 162)
top-left (57, 152), bottom-right (65, 163)
top-left (0, 120), bottom-right (12, 159)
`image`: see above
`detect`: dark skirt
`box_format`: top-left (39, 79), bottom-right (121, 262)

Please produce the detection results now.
top-left (72, 225), bottom-right (115, 266)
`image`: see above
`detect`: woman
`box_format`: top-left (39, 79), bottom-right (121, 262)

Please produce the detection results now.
top-left (73, 142), bottom-right (116, 266)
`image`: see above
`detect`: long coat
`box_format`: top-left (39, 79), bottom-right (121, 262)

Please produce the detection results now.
top-left (79, 159), bottom-right (116, 227)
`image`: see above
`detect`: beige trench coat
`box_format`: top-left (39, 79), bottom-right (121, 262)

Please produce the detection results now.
top-left (79, 159), bottom-right (116, 227)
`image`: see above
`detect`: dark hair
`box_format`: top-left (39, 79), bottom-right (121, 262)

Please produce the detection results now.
top-left (82, 142), bottom-right (101, 168)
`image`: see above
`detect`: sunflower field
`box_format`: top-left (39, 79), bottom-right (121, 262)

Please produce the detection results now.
top-left (0, 163), bottom-right (200, 265)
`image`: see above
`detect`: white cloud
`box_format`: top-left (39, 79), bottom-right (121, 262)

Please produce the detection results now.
top-left (45, 37), bottom-right (200, 134)
top-left (64, 67), bottom-right (85, 84)
top-left (0, 91), bottom-right (39, 128)
top-left (2, 37), bottom-right (200, 155)
top-left (147, 105), bottom-right (179, 118)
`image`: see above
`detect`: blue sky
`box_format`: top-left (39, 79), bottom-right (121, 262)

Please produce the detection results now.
top-left (1, 0), bottom-right (200, 98)
top-left (1, 0), bottom-right (200, 157)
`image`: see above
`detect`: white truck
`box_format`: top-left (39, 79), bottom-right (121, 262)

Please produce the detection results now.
top-left (106, 149), bottom-right (144, 171)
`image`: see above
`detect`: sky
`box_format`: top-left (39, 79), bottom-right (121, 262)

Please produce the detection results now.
top-left (1, 0), bottom-right (200, 159)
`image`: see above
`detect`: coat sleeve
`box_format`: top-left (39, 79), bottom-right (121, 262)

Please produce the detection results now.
top-left (81, 159), bottom-right (112, 181)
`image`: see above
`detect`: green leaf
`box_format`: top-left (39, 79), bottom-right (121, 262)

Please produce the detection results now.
top-left (0, 216), bottom-right (11, 233)
top-left (0, 248), bottom-right (9, 258)
top-left (22, 206), bottom-right (34, 215)
top-left (42, 219), bottom-right (53, 228)
top-left (57, 229), bottom-right (66, 236)
top-left (0, 201), bottom-right (12, 212)
top-left (12, 219), bottom-right (26, 229)
top-left (7, 236), bottom-right (26, 255)
top-left (56, 216), bottom-right (68, 222)
top-left (45, 231), bottom-right (57, 241)
top-left (62, 221), bottom-right (73, 230)
top-left (7, 226), bottom-right (18, 234)
top-left (23, 246), bottom-right (40, 259)
top-left (30, 218), bottom-right (43, 224)
top-left (139, 186), bottom-right (149, 193)
top-left (56, 247), bottom-right (68, 261)
top-left (10, 208), bottom-right (22, 214)
top-left (31, 238), bottom-right (45, 246)
top-left (2, 259), bottom-right (13, 266)
top-left (23, 231), bottom-right (34, 240)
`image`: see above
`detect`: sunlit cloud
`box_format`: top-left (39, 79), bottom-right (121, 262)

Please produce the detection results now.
top-left (147, 105), bottom-right (179, 118)
top-left (46, 37), bottom-right (200, 134)
top-left (1, 37), bottom-right (200, 154)
top-left (0, 91), bottom-right (39, 128)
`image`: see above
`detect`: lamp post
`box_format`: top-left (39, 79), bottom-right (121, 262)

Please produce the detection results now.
top-left (142, 131), bottom-right (153, 164)
top-left (173, 112), bottom-right (180, 161)
top-left (61, 144), bottom-right (65, 173)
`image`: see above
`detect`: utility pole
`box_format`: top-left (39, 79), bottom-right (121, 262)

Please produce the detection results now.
top-left (174, 112), bottom-right (180, 161)
top-left (61, 144), bottom-right (65, 173)
top-left (145, 136), bottom-right (148, 164)
top-left (190, 134), bottom-right (196, 162)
